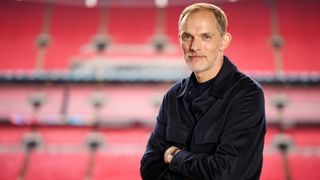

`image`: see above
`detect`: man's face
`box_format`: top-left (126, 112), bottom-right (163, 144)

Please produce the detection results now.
top-left (179, 10), bottom-right (228, 75)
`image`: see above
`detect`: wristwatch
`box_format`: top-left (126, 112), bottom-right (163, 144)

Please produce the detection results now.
top-left (167, 148), bottom-right (180, 163)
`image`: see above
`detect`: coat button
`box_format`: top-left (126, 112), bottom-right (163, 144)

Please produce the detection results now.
top-left (194, 113), bottom-right (200, 119)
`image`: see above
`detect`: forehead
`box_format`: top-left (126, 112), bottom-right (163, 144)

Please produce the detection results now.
top-left (180, 9), bottom-right (218, 33)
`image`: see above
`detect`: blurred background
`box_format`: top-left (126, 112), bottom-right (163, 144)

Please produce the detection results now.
top-left (0, 0), bottom-right (320, 179)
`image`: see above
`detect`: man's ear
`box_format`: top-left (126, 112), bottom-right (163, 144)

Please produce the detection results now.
top-left (220, 32), bottom-right (232, 51)
top-left (178, 33), bottom-right (184, 48)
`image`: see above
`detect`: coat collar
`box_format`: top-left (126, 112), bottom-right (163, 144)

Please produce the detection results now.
top-left (177, 56), bottom-right (237, 99)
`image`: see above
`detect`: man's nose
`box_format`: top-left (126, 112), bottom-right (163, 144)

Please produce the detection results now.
top-left (190, 38), bottom-right (200, 51)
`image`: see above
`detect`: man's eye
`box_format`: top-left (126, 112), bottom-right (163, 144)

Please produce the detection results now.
top-left (202, 35), bottom-right (211, 40)
top-left (182, 34), bottom-right (191, 41)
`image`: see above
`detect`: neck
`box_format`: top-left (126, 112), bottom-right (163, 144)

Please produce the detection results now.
top-left (195, 55), bottom-right (224, 83)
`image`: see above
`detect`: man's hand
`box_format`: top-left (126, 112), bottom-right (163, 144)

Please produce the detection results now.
top-left (164, 146), bottom-right (181, 164)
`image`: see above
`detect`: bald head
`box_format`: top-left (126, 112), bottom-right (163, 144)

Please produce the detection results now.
top-left (178, 3), bottom-right (228, 36)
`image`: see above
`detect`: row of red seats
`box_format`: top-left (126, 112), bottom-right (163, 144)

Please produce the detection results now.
top-left (1, 151), bottom-right (319, 180)
top-left (1, 0), bottom-right (319, 72)
top-left (0, 126), bottom-right (319, 180)
top-left (1, 126), bottom-right (319, 147)
top-left (1, 84), bottom-right (320, 126)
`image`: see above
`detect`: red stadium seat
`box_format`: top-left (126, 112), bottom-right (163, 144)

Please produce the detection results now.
top-left (93, 152), bottom-right (142, 180)
top-left (0, 126), bottom-right (31, 144)
top-left (286, 128), bottom-right (320, 147)
top-left (288, 153), bottom-right (320, 180)
top-left (0, 152), bottom-right (24, 180)
top-left (25, 152), bottom-right (88, 180)
top-left (37, 126), bottom-right (92, 145)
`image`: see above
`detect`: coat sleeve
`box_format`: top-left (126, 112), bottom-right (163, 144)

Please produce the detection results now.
top-left (140, 94), bottom-right (187, 180)
top-left (168, 87), bottom-right (266, 180)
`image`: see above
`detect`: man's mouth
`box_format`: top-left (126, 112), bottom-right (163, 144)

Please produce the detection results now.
top-left (188, 55), bottom-right (205, 60)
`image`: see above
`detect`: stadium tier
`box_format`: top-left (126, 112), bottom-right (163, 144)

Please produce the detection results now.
top-left (1, 84), bottom-right (320, 126)
top-left (0, 126), bottom-right (319, 180)
top-left (1, 0), bottom-right (320, 72)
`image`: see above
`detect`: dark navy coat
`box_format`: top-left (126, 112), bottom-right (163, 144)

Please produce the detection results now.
top-left (141, 56), bottom-right (266, 180)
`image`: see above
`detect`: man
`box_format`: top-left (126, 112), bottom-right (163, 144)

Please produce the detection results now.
top-left (140, 3), bottom-right (266, 180)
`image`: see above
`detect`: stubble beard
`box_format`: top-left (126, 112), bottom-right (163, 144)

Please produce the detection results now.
top-left (186, 57), bottom-right (212, 74)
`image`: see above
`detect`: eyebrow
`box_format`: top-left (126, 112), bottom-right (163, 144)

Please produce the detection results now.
top-left (180, 32), bottom-right (190, 36)
top-left (201, 32), bottom-right (214, 36)
top-left (180, 32), bottom-right (214, 36)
